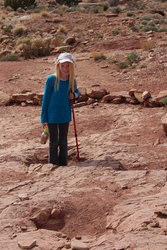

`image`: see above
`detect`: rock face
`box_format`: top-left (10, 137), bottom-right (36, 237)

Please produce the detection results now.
top-left (0, 100), bottom-right (167, 249)
top-left (0, 163), bottom-right (167, 249)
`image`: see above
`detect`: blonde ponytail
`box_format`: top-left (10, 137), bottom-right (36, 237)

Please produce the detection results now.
top-left (69, 62), bottom-right (75, 93)
top-left (54, 63), bottom-right (60, 91)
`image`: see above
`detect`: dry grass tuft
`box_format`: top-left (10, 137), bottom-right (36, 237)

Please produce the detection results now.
top-left (91, 51), bottom-right (107, 61)
top-left (140, 39), bottom-right (156, 51)
top-left (13, 25), bottom-right (27, 36)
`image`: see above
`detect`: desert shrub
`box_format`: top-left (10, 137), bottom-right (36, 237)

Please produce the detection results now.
top-left (162, 97), bottom-right (167, 107)
top-left (13, 25), bottom-right (26, 36)
top-left (56, 33), bottom-right (66, 40)
top-left (67, 5), bottom-right (80, 12)
top-left (58, 24), bottom-right (67, 34)
top-left (127, 0), bottom-right (145, 10)
top-left (91, 51), bottom-right (106, 61)
top-left (32, 5), bottom-right (46, 13)
top-left (40, 10), bottom-right (50, 18)
top-left (110, 52), bottom-right (140, 70)
top-left (126, 51), bottom-right (140, 65)
top-left (103, 3), bottom-right (109, 11)
top-left (97, 34), bottom-right (103, 39)
top-left (3, 24), bottom-right (13, 33)
top-left (139, 24), bottom-right (158, 32)
top-left (117, 61), bottom-right (128, 69)
top-left (50, 35), bottom-right (64, 48)
top-left (93, 6), bottom-right (103, 13)
top-left (131, 25), bottom-right (139, 32)
top-left (4, 0), bottom-right (36, 11)
top-left (131, 14), bottom-right (166, 33)
top-left (141, 15), bottom-right (152, 21)
top-left (83, 5), bottom-right (103, 13)
top-left (56, 0), bottom-right (79, 7)
top-left (113, 27), bottom-right (120, 35)
top-left (141, 20), bottom-right (147, 26)
top-left (148, 20), bottom-right (156, 27)
top-left (159, 27), bottom-right (167, 32)
top-left (53, 4), bottom-right (68, 15)
top-left (140, 39), bottom-right (156, 51)
top-left (112, 6), bottom-right (121, 14)
top-left (108, 59), bottom-right (118, 65)
top-left (154, 19), bottom-right (161, 24)
top-left (140, 64), bottom-right (147, 68)
top-left (0, 53), bottom-right (19, 61)
top-left (17, 37), bottom-right (50, 59)
top-left (127, 11), bottom-right (134, 17)
top-left (109, 0), bottom-right (119, 7)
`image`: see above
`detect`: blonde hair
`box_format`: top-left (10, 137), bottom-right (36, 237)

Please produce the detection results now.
top-left (55, 62), bottom-right (75, 92)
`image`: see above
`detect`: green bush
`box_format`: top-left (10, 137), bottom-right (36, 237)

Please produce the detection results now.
top-left (131, 25), bottom-right (139, 32)
top-left (56, 0), bottom-right (79, 7)
top-left (103, 3), bottom-right (109, 11)
top-left (162, 97), bottom-right (167, 106)
top-left (112, 6), bottom-right (121, 14)
top-left (0, 53), bottom-right (19, 61)
top-left (117, 61), bottom-right (128, 69)
top-left (97, 34), bottom-right (103, 39)
top-left (4, 0), bottom-right (36, 11)
top-left (109, 0), bottom-right (119, 7)
top-left (126, 51), bottom-right (140, 65)
top-left (127, 11), bottom-right (134, 17)
top-left (113, 27), bottom-right (120, 35)
top-left (17, 37), bottom-right (50, 59)
top-left (127, 0), bottom-right (145, 10)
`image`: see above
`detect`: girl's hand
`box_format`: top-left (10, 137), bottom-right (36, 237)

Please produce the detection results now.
top-left (69, 92), bottom-right (78, 100)
top-left (42, 123), bottom-right (48, 129)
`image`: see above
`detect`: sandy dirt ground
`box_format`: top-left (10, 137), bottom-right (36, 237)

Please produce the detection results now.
top-left (1, 2), bottom-right (167, 249)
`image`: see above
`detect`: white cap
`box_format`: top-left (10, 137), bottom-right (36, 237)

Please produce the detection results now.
top-left (57, 52), bottom-right (74, 64)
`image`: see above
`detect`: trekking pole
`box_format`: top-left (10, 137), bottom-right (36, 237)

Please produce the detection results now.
top-left (71, 98), bottom-right (80, 161)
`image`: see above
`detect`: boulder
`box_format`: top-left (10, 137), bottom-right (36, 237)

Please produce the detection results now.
top-left (87, 87), bottom-right (108, 99)
top-left (78, 87), bottom-right (88, 102)
top-left (161, 113), bottom-right (167, 135)
top-left (102, 91), bottom-right (129, 103)
top-left (156, 90), bottom-right (167, 104)
top-left (144, 96), bottom-right (163, 107)
top-left (11, 92), bottom-right (36, 104)
top-left (0, 91), bottom-right (11, 106)
top-left (142, 91), bottom-right (151, 101)
top-left (129, 89), bottom-right (143, 103)
top-left (18, 239), bottom-right (36, 249)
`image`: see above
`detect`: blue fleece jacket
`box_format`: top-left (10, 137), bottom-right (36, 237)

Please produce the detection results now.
top-left (41, 74), bottom-right (80, 124)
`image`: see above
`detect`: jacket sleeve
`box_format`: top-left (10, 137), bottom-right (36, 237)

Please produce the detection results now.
top-left (40, 75), bottom-right (54, 123)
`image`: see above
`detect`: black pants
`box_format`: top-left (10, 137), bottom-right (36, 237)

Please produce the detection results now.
top-left (48, 123), bottom-right (69, 166)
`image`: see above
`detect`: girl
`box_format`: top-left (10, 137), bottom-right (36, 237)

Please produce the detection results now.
top-left (41, 52), bottom-right (80, 166)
